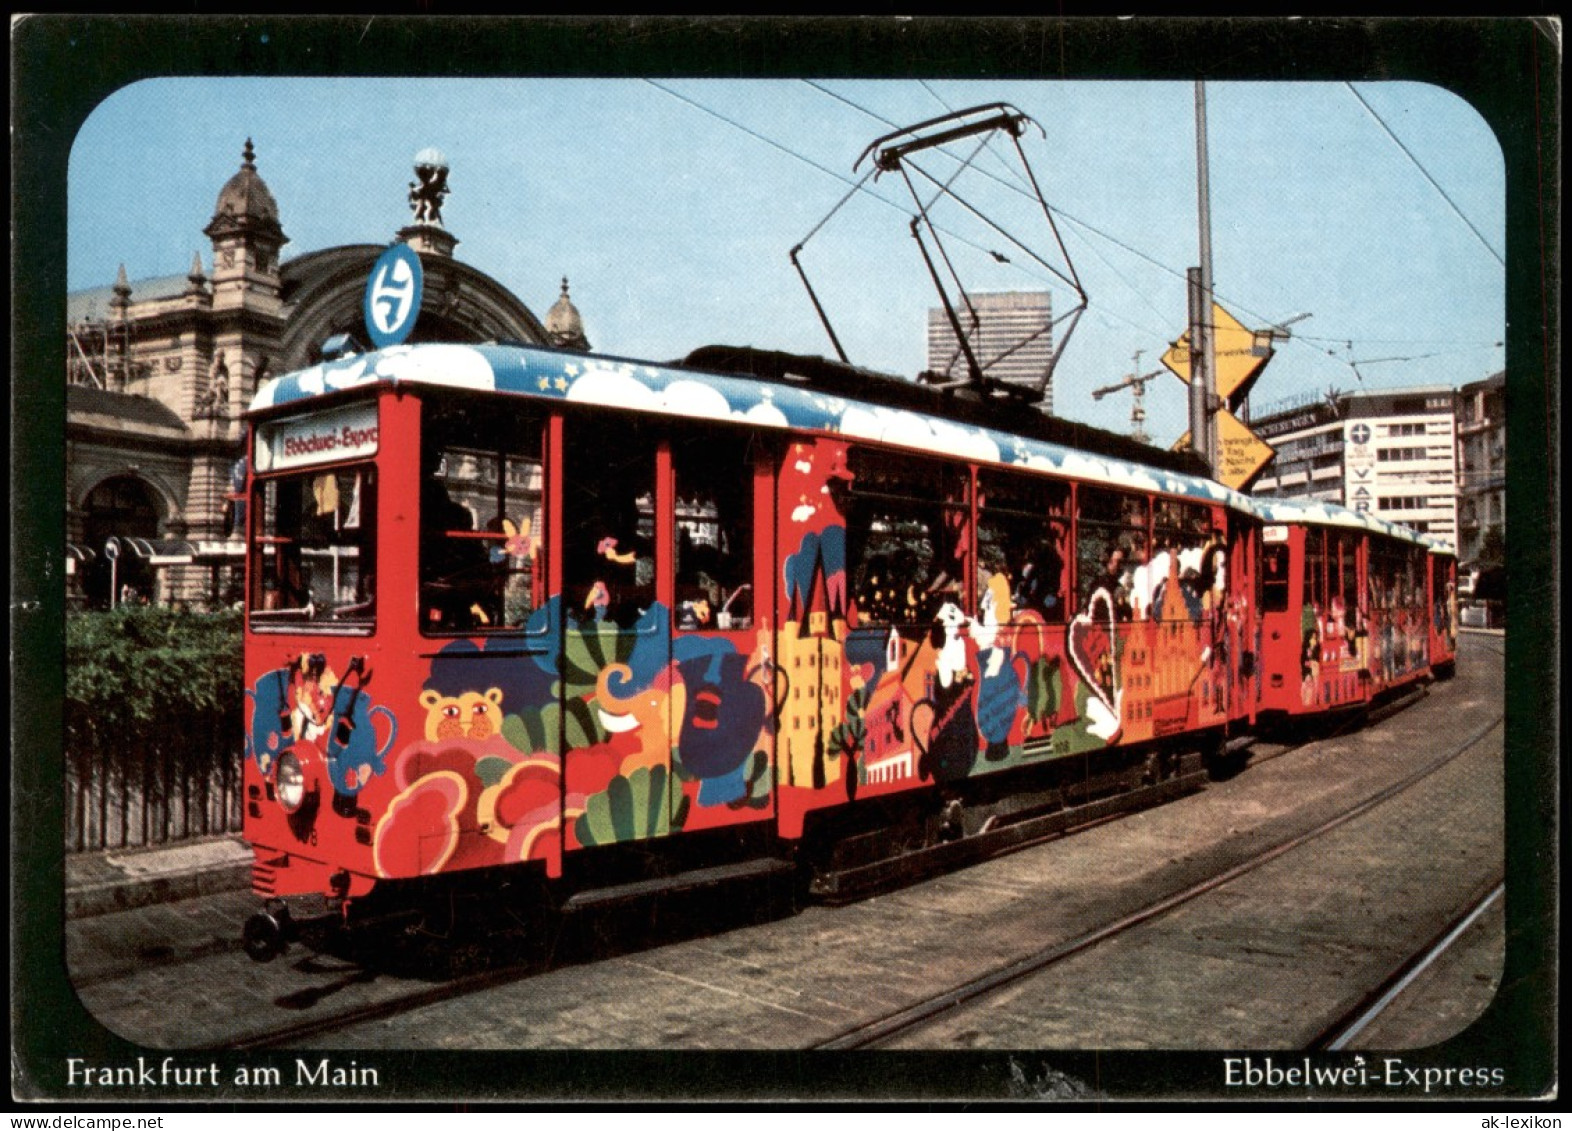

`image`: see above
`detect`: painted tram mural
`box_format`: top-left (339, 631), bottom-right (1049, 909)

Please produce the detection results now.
top-left (239, 340), bottom-right (1448, 943)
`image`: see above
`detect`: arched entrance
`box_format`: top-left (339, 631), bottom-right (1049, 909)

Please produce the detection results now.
top-left (81, 475), bottom-right (161, 608)
top-left (276, 246), bottom-right (550, 372)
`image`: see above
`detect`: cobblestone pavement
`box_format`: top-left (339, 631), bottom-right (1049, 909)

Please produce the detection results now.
top-left (65, 636), bottom-right (1505, 1058)
top-left (879, 722), bottom-right (1502, 1048)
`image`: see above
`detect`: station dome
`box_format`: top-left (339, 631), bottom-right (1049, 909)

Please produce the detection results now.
top-left (545, 277), bottom-right (590, 351)
top-left (204, 139), bottom-right (284, 241)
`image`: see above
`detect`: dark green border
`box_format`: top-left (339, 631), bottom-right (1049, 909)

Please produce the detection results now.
top-left (11, 15), bottom-right (1558, 1106)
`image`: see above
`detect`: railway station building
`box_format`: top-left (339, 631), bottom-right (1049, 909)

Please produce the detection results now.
top-left (65, 141), bottom-right (590, 609)
top-left (1248, 385), bottom-right (1461, 546)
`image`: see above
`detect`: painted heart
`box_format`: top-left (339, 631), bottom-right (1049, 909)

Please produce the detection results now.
top-left (1067, 588), bottom-right (1119, 714)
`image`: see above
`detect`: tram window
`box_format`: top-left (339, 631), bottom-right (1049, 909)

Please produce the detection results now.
top-left (672, 431), bottom-right (754, 631)
top-left (976, 469), bottom-right (1068, 623)
top-left (1076, 487), bottom-right (1147, 619)
top-left (1338, 534), bottom-right (1359, 614)
top-left (250, 465), bottom-right (377, 630)
top-left (1153, 498), bottom-right (1212, 542)
top-left (845, 448), bottom-right (969, 625)
top-left (1153, 499), bottom-right (1222, 620)
top-left (1262, 542), bottom-right (1290, 613)
top-left (565, 415), bottom-right (658, 630)
top-left (420, 402), bottom-right (544, 634)
top-left (1369, 546), bottom-right (1394, 611)
top-left (1431, 556), bottom-right (1452, 626)
top-left (1302, 528), bottom-right (1326, 611)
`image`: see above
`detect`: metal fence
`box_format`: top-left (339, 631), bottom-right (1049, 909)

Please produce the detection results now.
top-left (64, 729), bottom-right (245, 854)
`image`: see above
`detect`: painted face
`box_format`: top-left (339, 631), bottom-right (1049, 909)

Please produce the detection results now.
top-left (675, 650), bottom-right (766, 780)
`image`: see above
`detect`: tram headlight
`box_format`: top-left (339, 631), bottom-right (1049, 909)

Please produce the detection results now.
top-left (275, 751), bottom-right (310, 813)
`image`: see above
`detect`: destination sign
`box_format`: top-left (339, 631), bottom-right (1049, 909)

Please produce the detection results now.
top-left (256, 402), bottom-right (380, 473)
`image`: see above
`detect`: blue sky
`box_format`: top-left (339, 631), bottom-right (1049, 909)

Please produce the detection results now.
top-left (68, 76), bottom-right (1505, 444)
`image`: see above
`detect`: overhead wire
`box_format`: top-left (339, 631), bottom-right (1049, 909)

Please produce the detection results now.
top-left (810, 79), bottom-right (1173, 344)
top-left (1345, 83), bottom-right (1505, 268)
top-left (806, 78), bottom-right (1285, 358)
top-left (817, 80), bottom-right (1481, 388)
top-left (900, 80), bottom-right (1505, 372)
top-left (646, 79), bottom-right (1071, 297)
top-left (652, 77), bottom-right (1501, 388)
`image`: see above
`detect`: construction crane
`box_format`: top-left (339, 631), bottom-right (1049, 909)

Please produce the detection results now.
top-left (1092, 351), bottom-right (1165, 445)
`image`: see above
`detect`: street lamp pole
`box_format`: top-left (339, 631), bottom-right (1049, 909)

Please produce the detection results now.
top-left (1192, 79), bottom-right (1219, 477)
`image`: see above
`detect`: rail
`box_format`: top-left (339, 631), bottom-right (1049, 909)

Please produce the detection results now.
top-left (1312, 879), bottom-right (1505, 1051)
top-left (812, 711), bottom-right (1501, 1050)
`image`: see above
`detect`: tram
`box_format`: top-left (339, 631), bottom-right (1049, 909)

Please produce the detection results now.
top-left (237, 338), bottom-right (1456, 957)
top-left (1426, 536), bottom-right (1459, 679)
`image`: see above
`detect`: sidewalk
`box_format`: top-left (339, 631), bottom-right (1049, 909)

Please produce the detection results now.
top-left (65, 834), bottom-right (252, 919)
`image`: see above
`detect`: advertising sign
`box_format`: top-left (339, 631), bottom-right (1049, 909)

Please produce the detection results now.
top-left (256, 402), bottom-right (380, 473)
top-left (1345, 420), bottom-right (1376, 511)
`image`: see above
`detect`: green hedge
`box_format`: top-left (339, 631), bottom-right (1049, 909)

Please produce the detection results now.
top-left (65, 607), bottom-right (245, 846)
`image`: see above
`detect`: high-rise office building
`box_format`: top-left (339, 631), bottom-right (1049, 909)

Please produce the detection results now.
top-left (926, 291), bottom-right (1054, 413)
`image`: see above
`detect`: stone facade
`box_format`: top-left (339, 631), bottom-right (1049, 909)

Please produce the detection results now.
top-left (1454, 371), bottom-right (1505, 565)
top-left (67, 142), bottom-right (587, 608)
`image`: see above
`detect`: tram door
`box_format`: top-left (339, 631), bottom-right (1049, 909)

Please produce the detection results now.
top-left (667, 431), bottom-right (776, 831)
top-left (1225, 510), bottom-right (1258, 727)
top-left (561, 415), bottom-right (672, 847)
top-left (1256, 523), bottom-right (1297, 714)
top-left (561, 417), bottom-right (774, 846)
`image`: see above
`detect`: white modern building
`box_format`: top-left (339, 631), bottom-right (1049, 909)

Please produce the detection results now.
top-left (1250, 385), bottom-right (1459, 545)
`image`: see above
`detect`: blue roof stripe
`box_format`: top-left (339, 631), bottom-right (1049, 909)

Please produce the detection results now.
top-left (249, 340), bottom-right (1427, 547)
top-left (1253, 495), bottom-right (1436, 548)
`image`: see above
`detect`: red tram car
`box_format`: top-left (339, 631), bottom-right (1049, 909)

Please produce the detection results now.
top-left (1254, 498), bottom-right (1446, 720)
top-left (236, 340), bottom-right (1453, 956)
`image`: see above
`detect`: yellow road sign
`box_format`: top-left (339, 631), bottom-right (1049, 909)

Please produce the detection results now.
top-left (1170, 408), bottom-right (1277, 491)
top-left (1161, 302), bottom-right (1274, 403)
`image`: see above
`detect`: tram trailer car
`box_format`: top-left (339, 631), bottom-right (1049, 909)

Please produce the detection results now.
top-left (1425, 537), bottom-right (1459, 679)
top-left (236, 340), bottom-right (1442, 957)
top-left (1253, 498), bottom-right (1451, 723)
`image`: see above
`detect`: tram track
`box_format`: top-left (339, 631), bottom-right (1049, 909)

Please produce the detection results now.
top-left (1311, 878), bottom-right (1505, 1051)
top-left (225, 697), bottom-right (1492, 1053)
top-left (812, 709), bottom-right (1502, 1050)
top-left (69, 669), bottom-right (1487, 1053)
